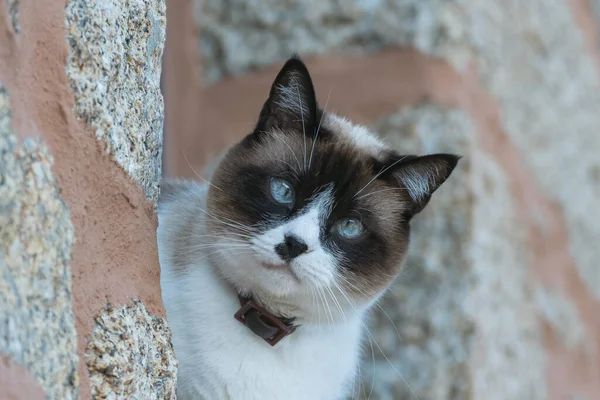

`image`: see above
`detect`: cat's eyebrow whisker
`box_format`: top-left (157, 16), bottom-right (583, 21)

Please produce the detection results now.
top-left (182, 150), bottom-right (223, 192)
top-left (308, 86), bottom-right (331, 171)
top-left (355, 187), bottom-right (406, 200)
top-left (280, 159), bottom-right (300, 177)
top-left (353, 156), bottom-right (408, 198)
top-left (276, 134), bottom-right (302, 172)
top-left (295, 83), bottom-right (307, 172)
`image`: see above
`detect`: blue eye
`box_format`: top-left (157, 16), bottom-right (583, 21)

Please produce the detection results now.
top-left (335, 218), bottom-right (365, 239)
top-left (270, 177), bottom-right (294, 205)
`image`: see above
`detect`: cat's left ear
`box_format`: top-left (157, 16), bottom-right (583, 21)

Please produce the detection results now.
top-left (254, 55), bottom-right (318, 135)
top-left (387, 153), bottom-right (461, 217)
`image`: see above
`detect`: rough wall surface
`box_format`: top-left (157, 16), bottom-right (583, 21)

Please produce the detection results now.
top-left (196, 0), bottom-right (465, 83)
top-left (66, 0), bottom-right (166, 201)
top-left (63, 0), bottom-right (176, 396)
top-left (6, 0), bottom-right (19, 33)
top-left (0, 84), bottom-right (79, 398)
top-left (0, 0), bottom-right (175, 398)
top-left (360, 105), bottom-right (545, 400)
top-left (453, 0), bottom-right (600, 303)
top-left (467, 149), bottom-right (546, 400)
top-left (535, 287), bottom-right (586, 351)
top-left (0, 355), bottom-right (46, 400)
top-left (86, 301), bottom-right (177, 400)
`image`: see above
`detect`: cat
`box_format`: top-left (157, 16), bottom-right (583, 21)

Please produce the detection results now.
top-left (157, 55), bottom-right (460, 400)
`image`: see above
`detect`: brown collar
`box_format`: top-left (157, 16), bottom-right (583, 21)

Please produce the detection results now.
top-left (234, 295), bottom-right (297, 346)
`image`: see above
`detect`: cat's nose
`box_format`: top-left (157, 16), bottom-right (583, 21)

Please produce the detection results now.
top-left (275, 235), bottom-right (308, 262)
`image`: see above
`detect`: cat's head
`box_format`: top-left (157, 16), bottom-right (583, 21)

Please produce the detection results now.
top-left (206, 56), bottom-right (459, 319)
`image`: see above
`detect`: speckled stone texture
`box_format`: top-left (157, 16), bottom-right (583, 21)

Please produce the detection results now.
top-left (354, 105), bottom-right (545, 400)
top-left (196, 0), bottom-right (465, 83)
top-left (467, 148), bottom-right (545, 400)
top-left (443, 0), bottom-right (600, 305)
top-left (0, 84), bottom-right (79, 399)
top-left (6, 0), bottom-right (20, 33)
top-left (65, 0), bottom-right (166, 201)
top-left (535, 286), bottom-right (586, 351)
top-left (197, 0), bottom-right (600, 303)
top-left (86, 300), bottom-right (178, 400)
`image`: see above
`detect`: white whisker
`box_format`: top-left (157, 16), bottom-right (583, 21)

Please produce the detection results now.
top-left (354, 156), bottom-right (408, 198)
top-left (296, 83), bottom-right (307, 171)
top-left (366, 331), bottom-right (375, 400)
top-left (308, 87), bottom-right (331, 171)
top-left (361, 323), bottom-right (420, 400)
top-left (324, 284), bottom-right (346, 322)
top-left (197, 208), bottom-right (256, 235)
top-left (355, 187), bottom-right (406, 200)
top-left (277, 133), bottom-right (302, 172)
top-left (182, 150), bottom-right (223, 192)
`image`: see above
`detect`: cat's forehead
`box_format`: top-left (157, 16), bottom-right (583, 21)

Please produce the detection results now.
top-left (226, 118), bottom-right (408, 223)
top-left (322, 113), bottom-right (388, 159)
top-left (252, 112), bottom-right (390, 167)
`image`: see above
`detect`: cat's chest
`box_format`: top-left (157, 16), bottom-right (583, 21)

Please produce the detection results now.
top-left (203, 324), bottom-right (361, 400)
top-left (161, 265), bottom-right (363, 400)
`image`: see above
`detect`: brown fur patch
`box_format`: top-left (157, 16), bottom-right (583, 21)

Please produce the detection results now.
top-left (208, 124), bottom-right (415, 299)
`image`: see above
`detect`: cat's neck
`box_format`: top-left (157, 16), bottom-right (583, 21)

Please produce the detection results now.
top-left (209, 256), bottom-right (367, 329)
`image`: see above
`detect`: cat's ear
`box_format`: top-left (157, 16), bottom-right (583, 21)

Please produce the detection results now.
top-left (254, 55), bottom-right (318, 135)
top-left (388, 153), bottom-right (461, 217)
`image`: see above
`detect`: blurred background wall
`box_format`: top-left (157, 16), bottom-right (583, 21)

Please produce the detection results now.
top-left (162, 0), bottom-right (600, 399)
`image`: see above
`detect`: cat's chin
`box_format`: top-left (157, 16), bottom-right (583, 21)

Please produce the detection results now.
top-left (260, 262), bottom-right (302, 282)
top-left (214, 258), bottom-right (304, 298)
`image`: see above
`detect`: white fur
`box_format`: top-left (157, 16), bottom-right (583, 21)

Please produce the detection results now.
top-left (398, 164), bottom-right (439, 202)
top-left (158, 184), bottom-right (367, 400)
top-left (244, 187), bottom-right (336, 296)
top-left (324, 113), bottom-right (388, 158)
top-left (274, 74), bottom-right (310, 119)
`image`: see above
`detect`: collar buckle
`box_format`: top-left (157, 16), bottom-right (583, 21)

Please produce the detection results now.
top-left (234, 299), bottom-right (296, 346)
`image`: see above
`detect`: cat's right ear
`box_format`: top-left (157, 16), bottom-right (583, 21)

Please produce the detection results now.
top-left (386, 153), bottom-right (461, 218)
top-left (253, 55), bottom-right (318, 135)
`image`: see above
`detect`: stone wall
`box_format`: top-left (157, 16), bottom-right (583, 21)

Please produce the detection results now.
top-left (0, 0), bottom-right (176, 398)
top-left (2, 0), bottom-right (598, 398)
top-left (163, 0), bottom-right (600, 398)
